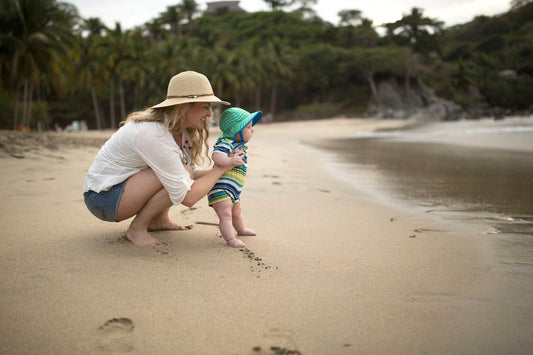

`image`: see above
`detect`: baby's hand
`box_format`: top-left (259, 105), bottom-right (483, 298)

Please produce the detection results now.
top-left (228, 148), bottom-right (245, 165)
top-left (213, 148), bottom-right (245, 171)
top-left (233, 147), bottom-right (246, 157)
top-left (229, 155), bottom-right (244, 166)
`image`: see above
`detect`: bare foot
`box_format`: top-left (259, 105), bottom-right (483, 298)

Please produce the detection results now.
top-left (148, 218), bottom-right (187, 231)
top-left (125, 227), bottom-right (160, 246)
top-left (237, 228), bottom-right (256, 236)
top-left (226, 238), bottom-right (246, 248)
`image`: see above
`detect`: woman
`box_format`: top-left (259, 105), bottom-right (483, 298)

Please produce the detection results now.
top-left (83, 71), bottom-right (243, 246)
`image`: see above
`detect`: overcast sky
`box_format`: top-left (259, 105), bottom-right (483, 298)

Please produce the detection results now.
top-left (68, 0), bottom-right (511, 29)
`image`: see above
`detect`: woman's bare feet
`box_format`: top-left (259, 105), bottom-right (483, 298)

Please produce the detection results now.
top-left (237, 228), bottom-right (256, 236)
top-left (226, 238), bottom-right (246, 248)
top-left (125, 226), bottom-right (160, 246)
top-left (148, 217), bottom-right (187, 231)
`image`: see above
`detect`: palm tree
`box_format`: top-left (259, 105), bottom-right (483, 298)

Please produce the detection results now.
top-left (73, 17), bottom-right (114, 129)
top-left (81, 17), bottom-right (107, 37)
top-left (159, 5), bottom-right (182, 38)
top-left (181, 0), bottom-right (198, 32)
top-left (120, 30), bottom-right (148, 112)
top-left (292, 0), bottom-right (317, 20)
top-left (385, 7), bottom-right (444, 55)
top-left (338, 9), bottom-right (362, 26)
top-left (205, 44), bottom-right (239, 104)
top-left (246, 40), bottom-right (269, 110)
top-left (103, 23), bottom-right (133, 128)
top-left (3, 0), bottom-right (78, 129)
top-left (145, 19), bottom-right (164, 42)
top-left (263, 0), bottom-right (292, 10)
top-left (73, 33), bottom-right (105, 129)
top-left (261, 39), bottom-right (293, 121)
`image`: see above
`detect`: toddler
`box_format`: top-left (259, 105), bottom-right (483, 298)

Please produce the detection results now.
top-left (208, 107), bottom-right (262, 247)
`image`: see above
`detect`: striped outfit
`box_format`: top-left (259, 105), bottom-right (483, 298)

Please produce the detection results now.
top-left (208, 138), bottom-right (248, 205)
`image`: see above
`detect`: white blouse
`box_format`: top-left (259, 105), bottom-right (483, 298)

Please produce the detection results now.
top-left (83, 121), bottom-right (195, 206)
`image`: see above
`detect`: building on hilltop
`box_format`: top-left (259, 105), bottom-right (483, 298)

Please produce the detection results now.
top-left (204, 1), bottom-right (245, 16)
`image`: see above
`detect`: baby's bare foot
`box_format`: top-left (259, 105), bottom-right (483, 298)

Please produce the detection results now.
top-left (148, 218), bottom-right (187, 231)
top-left (237, 228), bottom-right (256, 236)
top-left (226, 238), bottom-right (246, 248)
top-left (125, 228), bottom-right (160, 246)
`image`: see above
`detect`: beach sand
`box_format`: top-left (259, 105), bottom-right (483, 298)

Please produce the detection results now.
top-left (0, 119), bottom-right (531, 354)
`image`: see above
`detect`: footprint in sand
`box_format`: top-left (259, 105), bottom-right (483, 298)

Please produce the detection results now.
top-left (96, 318), bottom-right (135, 353)
top-left (262, 328), bottom-right (301, 353)
top-left (240, 248), bottom-right (278, 278)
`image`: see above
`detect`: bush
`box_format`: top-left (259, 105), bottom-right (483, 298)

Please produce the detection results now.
top-left (482, 75), bottom-right (533, 109)
top-left (281, 101), bottom-right (360, 121)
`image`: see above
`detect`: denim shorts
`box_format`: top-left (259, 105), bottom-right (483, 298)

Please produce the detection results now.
top-left (84, 180), bottom-right (126, 222)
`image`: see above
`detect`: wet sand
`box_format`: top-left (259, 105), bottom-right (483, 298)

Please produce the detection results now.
top-left (0, 118), bottom-right (532, 354)
top-left (313, 135), bottom-right (533, 232)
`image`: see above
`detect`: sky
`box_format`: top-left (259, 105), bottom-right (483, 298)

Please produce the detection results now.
top-left (68, 0), bottom-right (511, 29)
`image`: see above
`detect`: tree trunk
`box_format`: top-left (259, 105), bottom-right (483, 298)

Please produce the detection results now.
top-left (91, 84), bottom-right (102, 130)
top-left (255, 85), bottom-right (261, 111)
top-left (364, 72), bottom-right (380, 105)
top-left (27, 82), bottom-right (33, 127)
top-left (109, 78), bottom-right (116, 129)
top-left (176, 23), bottom-right (181, 40)
top-left (405, 68), bottom-right (412, 110)
top-left (22, 80), bottom-right (28, 127)
top-left (270, 81), bottom-right (277, 122)
top-left (21, 81), bottom-right (34, 128)
top-left (119, 78), bottom-right (126, 123)
top-left (13, 85), bottom-right (20, 129)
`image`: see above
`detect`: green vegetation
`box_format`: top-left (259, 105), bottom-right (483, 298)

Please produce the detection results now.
top-left (1, 0), bottom-right (532, 130)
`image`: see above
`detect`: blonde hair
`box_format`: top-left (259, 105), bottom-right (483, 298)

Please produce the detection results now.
top-left (121, 104), bottom-right (212, 165)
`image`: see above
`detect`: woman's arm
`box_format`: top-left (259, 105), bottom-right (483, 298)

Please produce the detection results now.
top-left (192, 147), bottom-right (245, 179)
top-left (191, 169), bottom-right (209, 179)
top-left (181, 152), bottom-right (243, 207)
top-left (180, 166), bottom-right (227, 207)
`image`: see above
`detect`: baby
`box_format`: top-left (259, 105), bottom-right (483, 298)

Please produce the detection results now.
top-left (207, 107), bottom-right (262, 247)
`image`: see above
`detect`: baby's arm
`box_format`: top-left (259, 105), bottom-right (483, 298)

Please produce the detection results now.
top-left (212, 148), bottom-right (245, 167)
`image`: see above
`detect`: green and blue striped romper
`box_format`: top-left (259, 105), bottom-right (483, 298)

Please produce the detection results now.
top-left (208, 138), bottom-right (248, 206)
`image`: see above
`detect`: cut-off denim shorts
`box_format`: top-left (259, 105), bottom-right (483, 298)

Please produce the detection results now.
top-left (84, 180), bottom-right (126, 222)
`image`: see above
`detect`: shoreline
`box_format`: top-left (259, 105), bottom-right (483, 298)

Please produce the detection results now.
top-left (1, 118), bottom-right (531, 354)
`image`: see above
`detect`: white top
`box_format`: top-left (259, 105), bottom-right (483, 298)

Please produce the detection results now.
top-left (83, 121), bottom-right (195, 205)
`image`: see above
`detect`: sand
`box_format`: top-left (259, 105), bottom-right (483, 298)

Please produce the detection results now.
top-left (0, 118), bottom-right (531, 354)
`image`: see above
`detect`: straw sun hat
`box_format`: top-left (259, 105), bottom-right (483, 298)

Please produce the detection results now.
top-left (151, 71), bottom-right (230, 108)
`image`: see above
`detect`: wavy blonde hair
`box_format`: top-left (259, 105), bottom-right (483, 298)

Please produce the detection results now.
top-left (121, 103), bottom-right (212, 165)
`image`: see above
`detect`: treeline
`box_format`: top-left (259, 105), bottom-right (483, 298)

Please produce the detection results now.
top-left (1, 0), bottom-right (532, 130)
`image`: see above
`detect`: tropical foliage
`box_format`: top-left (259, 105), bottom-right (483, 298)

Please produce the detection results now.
top-left (1, 0), bottom-right (532, 130)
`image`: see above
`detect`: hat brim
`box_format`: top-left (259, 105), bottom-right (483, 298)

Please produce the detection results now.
top-left (250, 111), bottom-right (263, 126)
top-left (234, 111), bottom-right (263, 138)
top-left (151, 95), bottom-right (230, 108)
